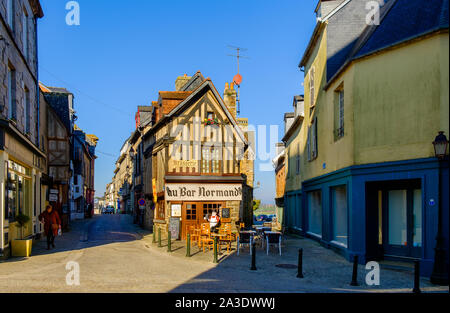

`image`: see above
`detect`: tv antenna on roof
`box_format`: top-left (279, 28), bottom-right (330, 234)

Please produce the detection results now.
top-left (227, 45), bottom-right (250, 115)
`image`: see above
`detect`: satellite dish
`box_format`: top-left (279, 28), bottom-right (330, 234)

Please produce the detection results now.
top-left (233, 73), bottom-right (243, 86)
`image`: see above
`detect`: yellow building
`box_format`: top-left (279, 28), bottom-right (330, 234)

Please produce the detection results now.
top-left (285, 0), bottom-right (449, 278)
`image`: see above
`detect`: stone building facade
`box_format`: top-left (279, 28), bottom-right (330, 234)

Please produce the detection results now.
top-left (0, 0), bottom-right (44, 257)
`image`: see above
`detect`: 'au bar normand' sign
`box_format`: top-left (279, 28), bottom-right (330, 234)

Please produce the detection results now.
top-left (165, 184), bottom-right (243, 201)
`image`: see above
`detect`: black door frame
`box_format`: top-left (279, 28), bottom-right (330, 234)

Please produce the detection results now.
top-left (366, 179), bottom-right (422, 261)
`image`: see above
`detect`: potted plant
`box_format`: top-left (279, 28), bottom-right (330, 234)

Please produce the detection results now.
top-left (11, 213), bottom-right (33, 257)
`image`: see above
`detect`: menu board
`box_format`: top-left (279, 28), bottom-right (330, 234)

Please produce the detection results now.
top-left (221, 208), bottom-right (231, 219)
top-left (169, 217), bottom-right (181, 240)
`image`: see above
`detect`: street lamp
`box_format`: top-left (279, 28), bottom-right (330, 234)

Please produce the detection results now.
top-left (433, 131), bottom-right (449, 160)
top-left (430, 131), bottom-right (449, 285)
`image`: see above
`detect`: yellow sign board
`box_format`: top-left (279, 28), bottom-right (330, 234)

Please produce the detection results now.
top-left (152, 179), bottom-right (157, 203)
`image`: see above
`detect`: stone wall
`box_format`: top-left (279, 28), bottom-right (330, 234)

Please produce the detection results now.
top-left (1, 0), bottom-right (39, 145)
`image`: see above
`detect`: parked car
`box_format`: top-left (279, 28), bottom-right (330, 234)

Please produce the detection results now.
top-left (257, 214), bottom-right (268, 222)
top-left (103, 207), bottom-right (115, 214)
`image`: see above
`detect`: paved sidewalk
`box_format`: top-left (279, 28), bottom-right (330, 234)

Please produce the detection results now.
top-left (138, 231), bottom-right (449, 293)
top-left (0, 218), bottom-right (93, 282)
top-left (1, 215), bottom-right (448, 293)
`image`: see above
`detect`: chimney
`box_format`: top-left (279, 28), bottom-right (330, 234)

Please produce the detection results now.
top-left (275, 142), bottom-right (285, 156)
top-left (316, 0), bottom-right (346, 19)
top-left (175, 74), bottom-right (191, 91)
top-left (224, 82), bottom-right (237, 119)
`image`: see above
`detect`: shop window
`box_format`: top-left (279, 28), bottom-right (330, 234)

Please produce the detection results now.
top-left (5, 160), bottom-right (31, 222)
top-left (331, 185), bottom-right (348, 247)
top-left (202, 203), bottom-right (222, 220)
top-left (308, 190), bottom-right (322, 236)
top-left (413, 189), bottom-right (422, 247)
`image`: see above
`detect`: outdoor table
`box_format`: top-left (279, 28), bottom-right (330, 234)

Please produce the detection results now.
top-left (210, 233), bottom-right (227, 254)
top-left (264, 231), bottom-right (283, 255)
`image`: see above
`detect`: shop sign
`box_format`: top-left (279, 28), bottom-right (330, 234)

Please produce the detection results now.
top-left (172, 160), bottom-right (197, 168)
top-left (152, 179), bottom-right (157, 203)
top-left (165, 184), bottom-right (243, 201)
top-left (49, 194), bottom-right (58, 202)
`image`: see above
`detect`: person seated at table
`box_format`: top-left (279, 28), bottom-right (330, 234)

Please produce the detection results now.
top-left (208, 211), bottom-right (220, 233)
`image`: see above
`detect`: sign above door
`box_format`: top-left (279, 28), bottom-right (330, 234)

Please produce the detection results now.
top-left (165, 183), bottom-right (243, 201)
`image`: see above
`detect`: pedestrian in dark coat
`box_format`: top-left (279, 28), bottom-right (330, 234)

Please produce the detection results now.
top-left (39, 205), bottom-right (61, 250)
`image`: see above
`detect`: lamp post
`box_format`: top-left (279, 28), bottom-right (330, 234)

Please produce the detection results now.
top-left (430, 131), bottom-right (449, 285)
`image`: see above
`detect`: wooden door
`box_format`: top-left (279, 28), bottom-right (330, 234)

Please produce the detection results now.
top-left (182, 202), bottom-right (199, 240)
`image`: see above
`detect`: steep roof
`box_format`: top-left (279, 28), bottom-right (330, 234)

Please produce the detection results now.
top-left (180, 71), bottom-right (206, 91)
top-left (145, 78), bottom-right (248, 145)
top-left (355, 0), bottom-right (449, 59)
top-left (326, 0), bottom-right (449, 88)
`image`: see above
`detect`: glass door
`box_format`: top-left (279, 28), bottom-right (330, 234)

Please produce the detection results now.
top-left (383, 188), bottom-right (422, 258)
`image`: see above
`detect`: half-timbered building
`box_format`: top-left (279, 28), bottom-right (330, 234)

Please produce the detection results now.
top-left (142, 72), bottom-right (254, 239)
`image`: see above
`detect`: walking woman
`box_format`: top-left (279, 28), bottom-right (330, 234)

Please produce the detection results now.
top-left (39, 205), bottom-right (61, 250)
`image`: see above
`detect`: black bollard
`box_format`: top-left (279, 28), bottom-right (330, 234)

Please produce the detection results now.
top-left (158, 227), bottom-right (161, 247)
top-left (213, 237), bottom-right (218, 264)
top-left (350, 255), bottom-right (359, 286)
top-left (167, 230), bottom-right (172, 252)
top-left (186, 234), bottom-right (191, 257)
top-left (297, 248), bottom-right (304, 278)
top-left (152, 224), bottom-right (156, 243)
top-left (413, 260), bottom-right (421, 294)
top-left (250, 243), bottom-right (257, 271)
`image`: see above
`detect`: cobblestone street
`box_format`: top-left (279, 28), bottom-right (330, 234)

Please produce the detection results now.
top-left (0, 215), bottom-right (447, 293)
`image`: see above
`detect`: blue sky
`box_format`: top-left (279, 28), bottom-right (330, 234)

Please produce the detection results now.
top-left (38, 0), bottom-right (317, 204)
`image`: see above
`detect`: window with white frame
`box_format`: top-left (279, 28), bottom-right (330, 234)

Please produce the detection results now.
top-left (337, 89), bottom-right (344, 138)
top-left (23, 8), bottom-right (28, 60)
top-left (7, 0), bottom-right (14, 30)
top-left (7, 65), bottom-right (16, 120)
top-left (24, 87), bottom-right (30, 133)
top-left (307, 117), bottom-right (318, 161)
top-left (309, 67), bottom-right (315, 111)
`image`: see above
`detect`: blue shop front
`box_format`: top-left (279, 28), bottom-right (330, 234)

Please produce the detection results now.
top-left (288, 157), bottom-right (448, 278)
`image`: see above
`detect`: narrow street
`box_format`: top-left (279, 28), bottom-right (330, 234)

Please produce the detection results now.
top-left (0, 215), bottom-right (447, 293)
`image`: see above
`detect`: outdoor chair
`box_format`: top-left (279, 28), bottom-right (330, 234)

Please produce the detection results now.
top-left (188, 225), bottom-right (199, 247)
top-left (200, 225), bottom-right (214, 252)
top-left (219, 223), bottom-right (234, 253)
top-left (266, 233), bottom-right (282, 256)
top-left (260, 227), bottom-right (272, 249)
top-left (237, 232), bottom-right (253, 255)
